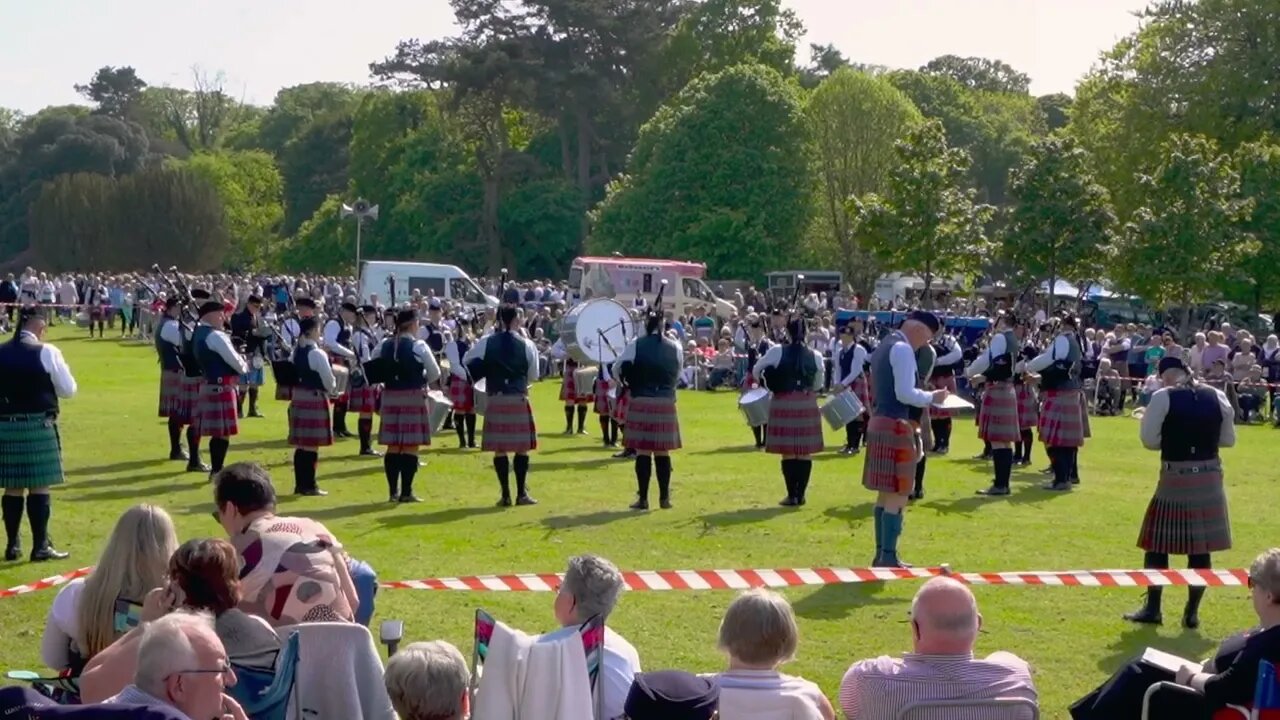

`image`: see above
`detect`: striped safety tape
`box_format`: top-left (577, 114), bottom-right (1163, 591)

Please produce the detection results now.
top-left (0, 566), bottom-right (92, 600)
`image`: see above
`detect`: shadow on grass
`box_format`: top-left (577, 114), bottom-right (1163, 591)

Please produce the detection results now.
top-left (697, 506), bottom-right (791, 530)
top-left (67, 478), bottom-right (205, 503)
top-left (917, 485), bottom-right (1072, 515)
top-left (67, 458), bottom-right (161, 478)
top-left (1093, 624), bottom-right (1218, 676)
top-left (688, 444), bottom-right (764, 456)
top-left (534, 458), bottom-right (619, 473)
top-left (69, 468), bottom-right (189, 490)
top-left (232, 438), bottom-right (294, 451)
top-left (378, 504), bottom-right (507, 528)
top-left (540, 510), bottom-right (637, 531)
top-left (280, 500), bottom-right (393, 521)
top-left (822, 502), bottom-right (878, 529)
top-left (791, 581), bottom-right (898, 620)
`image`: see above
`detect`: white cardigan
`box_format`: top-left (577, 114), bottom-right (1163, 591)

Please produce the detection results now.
top-left (472, 619), bottom-right (595, 720)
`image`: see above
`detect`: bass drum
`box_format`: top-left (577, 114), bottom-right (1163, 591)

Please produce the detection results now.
top-left (561, 299), bottom-right (636, 365)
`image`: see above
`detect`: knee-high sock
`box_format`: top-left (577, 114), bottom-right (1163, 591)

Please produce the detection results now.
top-left (576, 405), bottom-right (588, 433)
top-left (209, 438), bottom-right (230, 473)
top-left (1142, 550), bottom-right (1170, 611)
top-left (880, 509), bottom-right (903, 562)
top-left (333, 400), bottom-right (348, 432)
top-left (293, 448), bottom-right (308, 492)
top-left (796, 459), bottom-right (812, 500)
top-left (359, 418), bottom-right (375, 452)
top-left (186, 426), bottom-right (202, 464)
top-left (465, 414), bottom-right (477, 446)
top-left (400, 454), bottom-right (419, 497)
top-left (1020, 430), bottom-right (1034, 462)
top-left (1069, 448), bottom-right (1080, 481)
top-left (752, 425), bottom-right (764, 446)
top-left (781, 459), bottom-right (797, 499)
top-left (248, 387), bottom-right (259, 413)
top-left (564, 406), bottom-right (574, 430)
top-left (762, 424), bottom-right (768, 445)
top-left (609, 419), bottom-right (619, 445)
top-left (873, 505), bottom-right (885, 559)
top-left (599, 415), bottom-right (611, 443)
top-left (513, 454), bottom-right (530, 497)
top-left (237, 389), bottom-right (247, 416)
top-left (1187, 553), bottom-right (1211, 614)
top-left (939, 418), bottom-right (952, 448)
top-left (2, 495), bottom-right (24, 548)
top-left (930, 419), bottom-right (944, 450)
top-left (913, 456), bottom-right (927, 496)
top-left (634, 454), bottom-right (652, 500)
top-left (383, 454), bottom-right (401, 498)
top-left (1049, 447), bottom-right (1070, 486)
top-left (982, 440), bottom-right (992, 457)
top-left (655, 455), bottom-right (672, 500)
top-left (844, 421), bottom-right (857, 449)
top-left (1014, 438), bottom-right (1024, 463)
top-left (849, 419), bottom-right (864, 450)
top-left (455, 416), bottom-right (467, 446)
top-left (493, 456), bottom-right (511, 499)
top-left (167, 418), bottom-right (183, 454)
top-left (26, 494), bottom-right (53, 550)
top-left (992, 448), bottom-right (1013, 490)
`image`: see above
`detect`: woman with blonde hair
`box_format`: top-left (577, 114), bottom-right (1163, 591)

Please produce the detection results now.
top-left (39, 504), bottom-right (178, 672)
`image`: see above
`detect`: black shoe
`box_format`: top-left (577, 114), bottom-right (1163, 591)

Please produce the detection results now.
top-left (248, 410), bottom-right (264, 418)
top-left (496, 497), bottom-right (513, 507)
top-left (612, 450), bottom-right (635, 459)
top-left (360, 448), bottom-right (384, 457)
top-left (1040, 466), bottom-right (1054, 475)
top-left (388, 495), bottom-right (399, 503)
top-left (4, 545), bottom-right (21, 562)
top-left (659, 497), bottom-right (673, 509)
top-left (169, 449), bottom-right (189, 461)
top-left (976, 486), bottom-right (1010, 496)
top-left (779, 496), bottom-right (798, 507)
top-left (630, 498), bottom-right (649, 510)
top-left (872, 557), bottom-right (913, 569)
top-left (186, 462), bottom-right (211, 473)
top-left (398, 495), bottom-right (422, 503)
top-left (908, 491), bottom-right (923, 501)
top-left (935, 447), bottom-right (949, 456)
top-left (296, 488), bottom-right (329, 497)
top-left (30, 545), bottom-right (70, 562)
top-left (1017, 458), bottom-right (1032, 467)
top-left (796, 496), bottom-right (806, 506)
top-left (1183, 610), bottom-right (1200, 630)
top-left (340, 429), bottom-right (356, 438)
top-left (516, 494), bottom-right (538, 506)
top-left (1071, 476), bottom-right (1081, 485)
top-left (1041, 481), bottom-right (1073, 492)
top-left (468, 442), bottom-right (478, 449)
top-left (972, 452), bottom-right (992, 460)
top-left (1123, 607), bottom-right (1163, 625)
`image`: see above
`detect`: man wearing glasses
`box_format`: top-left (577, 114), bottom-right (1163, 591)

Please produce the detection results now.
top-left (106, 611), bottom-right (248, 720)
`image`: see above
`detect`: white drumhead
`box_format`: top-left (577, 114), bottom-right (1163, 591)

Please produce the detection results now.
top-left (567, 299), bottom-right (635, 364)
top-left (740, 388), bottom-right (771, 405)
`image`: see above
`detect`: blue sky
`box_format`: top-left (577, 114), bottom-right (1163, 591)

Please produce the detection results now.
top-left (0, 0), bottom-right (1151, 115)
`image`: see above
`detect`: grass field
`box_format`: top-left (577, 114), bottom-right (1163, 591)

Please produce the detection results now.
top-left (1, 326), bottom-right (1276, 718)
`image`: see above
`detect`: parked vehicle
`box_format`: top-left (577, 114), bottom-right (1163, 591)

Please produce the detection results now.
top-left (359, 261), bottom-right (497, 309)
top-left (568, 256), bottom-right (737, 319)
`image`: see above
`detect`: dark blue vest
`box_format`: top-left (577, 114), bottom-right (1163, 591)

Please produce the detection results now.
top-left (764, 344), bottom-right (818, 393)
top-left (1040, 334), bottom-right (1083, 391)
top-left (1161, 386), bottom-right (1222, 462)
top-left (870, 332), bottom-right (912, 420)
top-left (0, 335), bottom-right (58, 415)
top-left (293, 345), bottom-right (325, 391)
top-left (626, 335), bottom-right (680, 399)
top-left (193, 325), bottom-right (236, 382)
top-left (180, 324), bottom-right (202, 378)
top-left (985, 330), bottom-right (1016, 382)
top-left (837, 343), bottom-right (857, 379)
top-left (380, 336), bottom-right (427, 390)
top-left (909, 344), bottom-right (937, 422)
top-left (480, 332), bottom-right (530, 396)
top-left (154, 319), bottom-right (184, 372)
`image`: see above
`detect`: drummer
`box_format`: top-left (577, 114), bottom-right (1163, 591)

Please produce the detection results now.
top-left (322, 302), bottom-right (359, 439)
top-left (377, 309), bottom-right (442, 503)
top-left (833, 322), bottom-right (869, 456)
top-left (288, 317), bottom-right (337, 496)
top-left (559, 343), bottom-right (592, 436)
top-left (350, 305), bottom-right (384, 457)
top-left (928, 327), bottom-right (963, 455)
top-left (754, 313), bottom-right (825, 507)
top-left (743, 316), bottom-right (774, 450)
top-left (444, 314), bottom-right (478, 449)
top-left (595, 360), bottom-right (620, 448)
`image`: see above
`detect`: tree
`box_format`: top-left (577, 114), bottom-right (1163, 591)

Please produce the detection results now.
top-left (659, 0), bottom-right (804, 97)
top-left (240, 82), bottom-right (361, 156)
top-left (1001, 136), bottom-right (1117, 311)
top-left (144, 70), bottom-right (248, 153)
top-left (799, 42), bottom-right (850, 89)
top-left (0, 108), bottom-right (22, 162)
top-left (278, 110), bottom-right (353, 236)
top-left (1114, 134), bottom-right (1257, 334)
top-left (178, 151), bottom-right (284, 270)
top-left (922, 55), bottom-right (1031, 95)
top-left (1037, 93), bottom-right (1072, 132)
top-left (1234, 140), bottom-right (1280, 311)
top-left (75, 66), bottom-right (148, 119)
top-left (804, 69), bottom-right (922, 296)
top-left (274, 195), bottom-right (350, 273)
top-left (591, 64), bottom-right (812, 280)
top-left (851, 119), bottom-right (994, 308)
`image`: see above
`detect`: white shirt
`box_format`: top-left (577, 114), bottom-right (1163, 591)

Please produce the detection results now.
top-left (352, 327), bottom-right (379, 363)
top-left (1026, 334), bottom-right (1073, 373)
top-left (1140, 385), bottom-right (1236, 450)
top-left (40, 577), bottom-right (84, 670)
top-left (889, 339), bottom-right (934, 408)
top-left (18, 331), bottom-right (77, 398)
top-left (444, 338), bottom-right (469, 380)
top-left (106, 685), bottom-right (192, 720)
top-left (837, 342), bottom-right (869, 386)
top-left (752, 344), bottom-right (825, 392)
top-left (934, 335), bottom-right (963, 367)
top-left (382, 335), bottom-right (443, 384)
top-left (964, 332), bottom-right (1009, 378)
top-left (541, 626), bottom-right (640, 720)
top-left (298, 341), bottom-right (338, 393)
top-left (322, 318), bottom-right (356, 359)
top-left (463, 332), bottom-right (540, 385)
top-left (198, 322), bottom-right (249, 375)
top-left (610, 333), bottom-right (686, 383)
top-left (158, 317), bottom-right (182, 348)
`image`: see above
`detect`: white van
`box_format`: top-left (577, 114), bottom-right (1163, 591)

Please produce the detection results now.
top-left (359, 261), bottom-right (498, 309)
top-left (568, 256), bottom-right (737, 320)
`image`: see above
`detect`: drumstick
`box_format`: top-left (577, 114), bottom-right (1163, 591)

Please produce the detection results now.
top-left (597, 328), bottom-right (621, 356)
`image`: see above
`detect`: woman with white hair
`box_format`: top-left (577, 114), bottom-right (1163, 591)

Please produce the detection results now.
top-left (384, 641), bottom-right (470, 720)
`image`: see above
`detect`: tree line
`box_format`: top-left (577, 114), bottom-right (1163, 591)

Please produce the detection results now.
top-left (0, 0), bottom-right (1276, 314)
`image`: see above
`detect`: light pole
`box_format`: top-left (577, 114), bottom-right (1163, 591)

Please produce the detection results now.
top-left (340, 198), bottom-right (378, 294)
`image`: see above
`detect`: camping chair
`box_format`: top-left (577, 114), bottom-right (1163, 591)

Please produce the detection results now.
top-left (469, 609), bottom-right (606, 719)
top-left (228, 630), bottom-right (300, 720)
top-left (1141, 661), bottom-right (1280, 719)
top-left (5, 669), bottom-right (81, 705)
top-left (897, 697), bottom-right (1039, 720)
top-left (0, 685), bottom-right (186, 719)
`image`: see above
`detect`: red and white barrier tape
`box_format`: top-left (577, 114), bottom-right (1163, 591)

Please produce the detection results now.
top-left (0, 567), bottom-right (92, 600)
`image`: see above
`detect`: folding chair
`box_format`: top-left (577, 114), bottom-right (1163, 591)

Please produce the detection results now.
top-left (1140, 660), bottom-right (1280, 720)
top-left (470, 609), bottom-right (606, 719)
top-left (897, 697), bottom-right (1038, 720)
top-left (5, 669), bottom-right (81, 705)
top-left (228, 630), bottom-right (300, 720)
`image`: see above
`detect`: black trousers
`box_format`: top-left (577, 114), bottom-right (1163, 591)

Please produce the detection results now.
top-left (1070, 661), bottom-right (1213, 720)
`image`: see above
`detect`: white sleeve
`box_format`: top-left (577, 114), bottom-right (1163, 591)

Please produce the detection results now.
top-left (209, 331), bottom-right (249, 375)
top-left (463, 336), bottom-right (487, 364)
top-left (309, 347), bottom-right (336, 393)
top-left (40, 579), bottom-right (82, 670)
top-left (525, 338), bottom-right (540, 383)
top-left (753, 345), bottom-right (784, 380)
top-left (966, 333), bottom-right (1005, 377)
top-left (445, 342), bottom-right (465, 378)
top-left (673, 339), bottom-right (685, 370)
top-left (1140, 389), bottom-right (1169, 450)
top-left (611, 339), bottom-right (638, 383)
top-left (41, 345), bottom-right (78, 399)
top-left (890, 342), bottom-right (934, 407)
top-left (414, 340), bottom-right (442, 383)
top-left (323, 321), bottom-right (356, 359)
top-left (1217, 388), bottom-right (1237, 448)
top-left (1027, 336), bottom-right (1071, 373)
top-left (160, 321), bottom-right (182, 347)
top-left (811, 350), bottom-right (825, 391)
top-left (935, 338), bottom-right (963, 367)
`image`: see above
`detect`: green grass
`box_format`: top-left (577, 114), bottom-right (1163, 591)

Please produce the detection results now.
top-left (2, 326), bottom-right (1276, 718)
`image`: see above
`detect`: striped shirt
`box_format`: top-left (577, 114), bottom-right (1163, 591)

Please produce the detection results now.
top-left (710, 669), bottom-right (832, 719)
top-left (838, 651), bottom-right (1037, 720)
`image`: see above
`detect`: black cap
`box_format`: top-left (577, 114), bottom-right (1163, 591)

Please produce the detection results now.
top-left (428, 298), bottom-right (442, 310)
top-left (164, 297), bottom-right (182, 311)
top-left (296, 297), bottom-right (317, 310)
top-left (360, 304), bottom-right (377, 315)
top-left (1158, 356), bottom-right (1187, 374)
top-left (246, 295), bottom-right (263, 305)
top-left (340, 302), bottom-right (358, 314)
top-left (395, 309), bottom-right (418, 328)
top-left (299, 316), bottom-right (319, 336)
top-left (190, 288), bottom-right (211, 301)
top-left (906, 310), bottom-right (941, 334)
top-left (501, 288), bottom-right (522, 305)
top-left (623, 671), bottom-right (718, 720)
top-left (197, 300), bottom-right (225, 317)
top-left (17, 304), bottom-right (47, 325)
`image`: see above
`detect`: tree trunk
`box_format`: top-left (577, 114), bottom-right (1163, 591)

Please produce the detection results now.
top-left (558, 119), bottom-right (572, 180)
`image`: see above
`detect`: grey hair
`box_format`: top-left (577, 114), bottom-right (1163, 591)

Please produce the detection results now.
top-left (384, 641), bottom-right (470, 720)
top-left (1250, 548), bottom-right (1280, 600)
top-left (717, 589), bottom-right (799, 666)
top-left (561, 554), bottom-right (625, 622)
top-left (134, 611), bottom-right (217, 697)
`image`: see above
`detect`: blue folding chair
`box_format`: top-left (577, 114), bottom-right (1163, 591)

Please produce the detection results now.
top-left (227, 631), bottom-right (300, 720)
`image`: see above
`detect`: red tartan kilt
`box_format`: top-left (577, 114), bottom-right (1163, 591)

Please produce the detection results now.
top-left (287, 388), bottom-right (334, 448)
top-left (1038, 389), bottom-right (1086, 448)
top-left (929, 376), bottom-right (956, 419)
top-left (1016, 383), bottom-right (1039, 429)
top-left (978, 382), bottom-right (1020, 443)
top-left (764, 391), bottom-right (824, 456)
top-left (378, 387), bottom-right (432, 447)
top-left (194, 381), bottom-right (239, 438)
top-left (175, 375), bottom-right (201, 425)
top-left (446, 375), bottom-right (475, 413)
top-left (861, 416), bottom-right (919, 494)
top-left (612, 388), bottom-right (631, 425)
top-left (623, 396), bottom-right (682, 452)
top-left (158, 369), bottom-right (185, 418)
top-left (482, 394), bottom-right (538, 453)
top-left (1137, 460), bottom-right (1231, 554)
top-left (852, 376), bottom-right (872, 416)
top-left (594, 379), bottom-right (612, 415)
top-left (348, 384), bottom-right (381, 415)
top-left (559, 372), bottom-right (591, 404)
top-left (274, 384), bottom-right (293, 402)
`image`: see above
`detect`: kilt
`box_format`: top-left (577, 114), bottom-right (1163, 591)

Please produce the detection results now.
top-left (287, 388), bottom-right (334, 448)
top-left (482, 394), bottom-right (538, 453)
top-left (158, 369), bottom-right (185, 418)
top-left (238, 367), bottom-right (265, 388)
top-left (1137, 459), bottom-right (1231, 554)
top-left (1038, 388), bottom-right (1087, 448)
top-left (89, 306), bottom-right (105, 321)
top-left (348, 383), bottom-right (381, 415)
top-left (0, 414), bottom-right (65, 489)
top-left (978, 381), bottom-right (1020, 443)
top-left (861, 415), bottom-right (918, 495)
top-left (194, 380), bottom-right (239, 438)
top-left (930, 376), bottom-right (956, 419)
top-left (764, 391), bottom-right (824, 456)
top-left (594, 379), bottom-right (612, 416)
top-left (177, 375), bottom-right (201, 425)
top-left (623, 396), bottom-right (682, 452)
top-left (612, 387), bottom-right (631, 425)
top-left (274, 382), bottom-right (292, 402)
top-left (559, 372), bottom-right (590, 404)
top-left (1016, 383), bottom-right (1039, 430)
top-left (446, 374), bottom-right (475, 414)
top-left (378, 387), bottom-right (432, 447)
top-left (852, 375), bottom-right (872, 417)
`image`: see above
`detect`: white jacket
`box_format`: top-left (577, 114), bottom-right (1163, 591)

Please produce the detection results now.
top-left (472, 619), bottom-right (595, 720)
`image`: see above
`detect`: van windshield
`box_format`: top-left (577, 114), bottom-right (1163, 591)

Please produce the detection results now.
top-left (683, 278), bottom-right (715, 302)
top-left (450, 277), bottom-right (487, 304)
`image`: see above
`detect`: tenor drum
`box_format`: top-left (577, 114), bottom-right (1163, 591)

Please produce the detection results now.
top-left (561, 299), bottom-right (636, 365)
top-left (821, 390), bottom-right (866, 431)
top-left (331, 366), bottom-right (350, 396)
top-left (426, 390), bottom-right (454, 433)
top-left (573, 366), bottom-right (599, 396)
top-left (739, 388), bottom-right (772, 427)
top-left (473, 378), bottom-right (489, 416)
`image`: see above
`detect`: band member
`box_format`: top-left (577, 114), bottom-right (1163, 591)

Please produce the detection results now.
top-left (754, 314), bottom-right (824, 507)
top-left (1013, 341), bottom-right (1039, 467)
top-left (833, 324), bottom-right (868, 455)
top-left (156, 297), bottom-right (192, 462)
top-left (323, 302), bottom-right (359, 438)
top-left (464, 293), bottom-right (540, 507)
top-left (1025, 316), bottom-right (1088, 491)
top-left (288, 317), bottom-right (337, 496)
top-left (230, 295), bottom-right (267, 419)
top-left (611, 368), bottom-right (634, 459)
top-left (928, 330), bottom-right (962, 454)
top-left (594, 361), bottom-right (620, 448)
top-left (1, 306), bottom-right (75, 562)
top-left (349, 305), bottom-right (384, 456)
top-left (277, 297), bottom-right (317, 402)
top-left (1126, 355), bottom-right (1234, 628)
top-left (192, 300), bottom-right (249, 475)
top-left (909, 341), bottom-right (937, 501)
top-left (743, 319), bottom-right (773, 449)
top-left (861, 311), bottom-right (946, 567)
top-left (560, 354), bottom-right (592, 435)
top-left (965, 314), bottom-right (1023, 497)
top-left (444, 315), bottom-right (478, 449)
top-left (614, 299), bottom-right (683, 510)
top-left (376, 309), bottom-right (441, 502)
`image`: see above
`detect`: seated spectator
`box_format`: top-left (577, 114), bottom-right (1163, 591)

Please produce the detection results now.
top-left (708, 339), bottom-right (736, 390)
top-left (839, 577), bottom-right (1037, 719)
top-left (546, 554), bottom-right (641, 720)
top-left (625, 671), bottom-right (719, 720)
top-left (1135, 373), bottom-right (1161, 411)
top-left (212, 462), bottom-right (367, 627)
top-left (711, 589), bottom-right (834, 720)
top-left (1094, 359), bottom-right (1123, 416)
top-left (105, 611), bottom-right (248, 720)
top-left (384, 641), bottom-right (469, 720)
top-left (1237, 365), bottom-right (1268, 422)
top-left (41, 504), bottom-right (177, 673)
top-left (1070, 547), bottom-right (1280, 719)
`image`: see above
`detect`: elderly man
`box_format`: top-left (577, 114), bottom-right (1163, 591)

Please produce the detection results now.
top-left (547, 554), bottom-right (642, 720)
top-left (384, 641), bottom-right (470, 720)
top-left (105, 611), bottom-right (248, 720)
top-left (838, 577), bottom-right (1037, 719)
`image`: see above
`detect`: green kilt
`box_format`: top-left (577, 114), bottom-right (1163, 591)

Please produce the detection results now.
top-left (0, 413), bottom-right (65, 489)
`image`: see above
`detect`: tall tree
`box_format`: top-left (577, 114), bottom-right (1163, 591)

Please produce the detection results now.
top-left (1001, 136), bottom-right (1117, 310)
top-left (659, 0), bottom-right (803, 97)
top-left (1234, 140), bottom-right (1280, 312)
top-left (804, 69), bottom-right (922, 296)
top-left (75, 66), bottom-right (148, 119)
top-left (145, 70), bottom-right (248, 153)
top-left (278, 110), bottom-right (353, 236)
top-left (798, 42), bottom-right (850, 89)
top-left (241, 82), bottom-right (361, 156)
top-left (851, 119), bottom-right (994, 308)
top-left (177, 151), bottom-right (284, 270)
top-left (922, 55), bottom-right (1031, 95)
top-left (1037, 93), bottom-right (1072, 132)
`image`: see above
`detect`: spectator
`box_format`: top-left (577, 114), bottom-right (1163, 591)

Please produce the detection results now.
top-left (1189, 332), bottom-right (1208, 374)
top-left (384, 641), bottom-right (470, 720)
top-left (1144, 332), bottom-right (1167, 375)
top-left (0, 273), bottom-right (18, 322)
top-left (41, 504), bottom-right (178, 672)
top-left (1201, 332), bottom-right (1229, 372)
top-left (1237, 366), bottom-right (1268, 422)
top-left (1230, 337), bottom-right (1257, 381)
top-left (838, 577), bottom-right (1037, 719)
top-left (712, 589), bottom-right (834, 719)
top-left (625, 671), bottom-right (719, 720)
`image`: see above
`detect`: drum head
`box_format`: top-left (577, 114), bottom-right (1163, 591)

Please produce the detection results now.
top-left (740, 388), bottom-right (770, 405)
top-left (427, 390), bottom-right (451, 406)
top-left (565, 299), bottom-right (635, 364)
top-left (474, 378), bottom-right (487, 394)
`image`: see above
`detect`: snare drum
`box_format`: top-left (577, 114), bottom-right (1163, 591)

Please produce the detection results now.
top-left (473, 378), bottom-right (489, 416)
top-left (426, 390), bottom-right (454, 433)
top-left (739, 388), bottom-right (772, 427)
top-left (820, 390), bottom-right (866, 431)
top-left (331, 366), bottom-right (350, 397)
top-left (573, 366), bottom-right (598, 399)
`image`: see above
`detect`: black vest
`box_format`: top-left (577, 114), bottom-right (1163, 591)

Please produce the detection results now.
top-left (193, 324), bottom-right (236, 382)
top-left (1161, 386), bottom-right (1223, 462)
top-left (837, 343), bottom-right (857, 379)
top-left (154, 318), bottom-right (183, 372)
top-left (424, 322), bottom-right (445, 354)
top-left (764, 344), bottom-right (818, 393)
top-left (180, 324), bottom-right (202, 378)
top-left (909, 344), bottom-right (937, 422)
top-left (929, 339), bottom-right (957, 378)
top-left (1040, 334), bottom-right (1083, 391)
top-left (329, 318), bottom-right (351, 353)
top-left (0, 335), bottom-right (58, 415)
top-left (293, 345), bottom-right (325, 391)
top-left (381, 336), bottom-right (428, 391)
top-left (480, 332), bottom-right (530, 396)
top-left (985, 331), bottom-right (1016, 382)
top-left (626, 335), bottom-right (680, 399)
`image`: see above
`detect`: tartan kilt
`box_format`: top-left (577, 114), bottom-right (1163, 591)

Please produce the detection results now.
top-left (852, 375), bottom-right (873, 417)
top-left (287, 388), bottom-right (334, 448)
top-left (764, 391), bottom-right (824, 456)
top-left (274, 382), bottom-right (293, 402)
top-left (594, 379), bottom-right (612, 416)
top-left (482, 394), bottom-right (538, 453)
top-left (861, 416), bottom-right (918, 495)
top-left (238, 367), bottom-right (265, 388)
top-left (158, 369), bottom-right (185, 418)
top-left (1016, 383), bottom-right (1039, 430)
top-left (559, 372), bottom-right (590, 404)
top-left (612, 387), bottom-right (631, 425)
top-left (348, 383), bottom-right (381, 415)
top-left (1138, 459), bottom-right (1232, 554)
top-left (446, 374), bottom-right (475, 414)
top-left (378, 387), bottom-right (432, 447)
top-left (1038, 388), bottom-right (1086, 448)
top-left (978, 381), bottom-right (1020, 443)
top-left (177, 375), bottom-right (201, 425)
top-left (930, 376), bottom-right (956, 419)
top-left (623, 396), bottom-right (682, 452)
top-left (0, 414), bottom-right (65, 489)
top-left (193, 381), bottom-right (239, 438)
